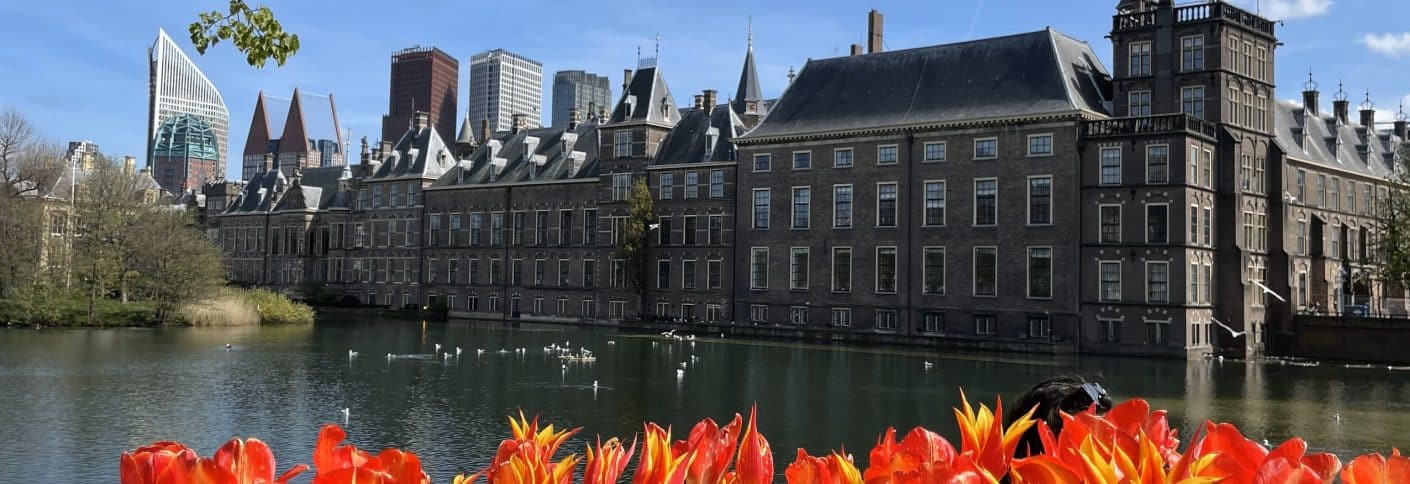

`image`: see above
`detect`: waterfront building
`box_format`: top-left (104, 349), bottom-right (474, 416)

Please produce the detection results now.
top-left (382, 46), bottom-right (459, 144)
top-left (147, 29), bottom-right (229, 181)
top-left (201, 2), bottom-right (1407, 359)
top-left (469, 49), bottom-right (544, 133)
top-left (241, 89), bottom-right (345, 180)
top-left (151, 114), bottom-right (222, 193)
top-left (551, 70), bottom-right (612, 128)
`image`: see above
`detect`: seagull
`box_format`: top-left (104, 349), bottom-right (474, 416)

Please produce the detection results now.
top-left (1252, 280), bottom-right (1288, 303)
top-left (455, 347), bottom-right (462, 356)
top-left (676, 368), bottom-right (685, 378)
top-left (679, 361), bottom-right (688, 369)
top-left (434, 343), bottom-right (442, 354)
top-left (1210, 318), bottom-right (1246, 338)
top-left (476, 348), bottom-right (485, 356)
top-left (1262, 438), bottom-right (1271, 447)
top-left (691, 356), bottom-right (700, 364)
top-left (348, 349), bottom-right (358, 358)
top-left (225, 343), bottom-right (232, 350)
top-left (443, 353), bottom-right (451, 361)
top-left (561, 364), bottom-right (568, 373)
top-left (340, 408), bottom-right (350, 424)
top-left (649, 223), bottom-right (661, 230)
top-left (1333, 413), bottom-right (1342, 423)
top-left (607, 340), bottom-right (616, 346)
top-left (592, 380), bottom-right (599, 389)
top-left (923, 361), bottom-right (934, 370)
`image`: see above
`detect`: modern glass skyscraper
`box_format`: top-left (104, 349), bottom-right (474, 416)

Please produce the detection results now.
top-left (469, 49), bottom-right (543, 132)
top-left (551, 70), bottom-right (611, 127)
top-left (147, 28), bottom-right (228, 179)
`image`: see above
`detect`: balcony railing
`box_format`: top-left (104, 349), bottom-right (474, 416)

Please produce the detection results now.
top-left (1082, 113), bottom-right (1219, 139)
top-left (1116, 2), bottom-right (1275, 37)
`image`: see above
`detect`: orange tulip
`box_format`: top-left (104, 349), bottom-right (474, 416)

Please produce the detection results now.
top-left (785, 449), bottom-right (862, 484)
top-left (954, 390), bottom-right (1036, 480)
top-left (312, 424), bottom-right (429, 484)
top-left (121, 439), bottom-right (308, 484)
top-left (1341, 449), bottom-right (1410, 484)
top-left (632, 423), bottom-right (695, 484)
top-left (120, 442), bottom-right (200, 484)
top-left (584, 437), bottom-right (636, 484)
top-left (729, 405), bottom-right (775, 484)
top-left (459, 412), bottom-right (581, 484)
top-left (1097, 399), bottom-right (1181, 464)
top-left (683, 414), bottom-right (743, 484)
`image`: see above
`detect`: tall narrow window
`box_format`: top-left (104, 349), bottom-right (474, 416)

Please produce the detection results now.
top-left (752, 189), bottom-right (770, 229)
top-left (973, 247), bottom-right (997, 296)
top-left (1190, 205), bottom-right (1199, 244)
top-left (832, 247), bottom-right (852, 292)
top-left (923, 247), bottom-right (945, 295)
top-left (683, 216), bottom-right (697, 245)
top-left (709, 169), bottom-right (724, 198)
top-left (1181, 86), bottom-right (1205, 119)
top-left (1028, 247), bottom-right (1052, 299)
top-left (750, 248), bottom-right (768, 290)
top-left (1100, 205), bottom-right (1121, 243)
top-left (1147, 204), bottom-right (1169, 244)
top-left (614, 131), bottom-right (631, 157)
top-left (490, 212), bottom-right (505, 246)
top-left (833, 185), bottom-right (853, 228)
top-left (974, 179), bottom-right (997, 226)
top-left (657, 259), bottom-right (670, 289)
top-left (1129, 41), bottom-right (1152, 76)
top-left (790, 248), bottom-right (809, 290)
top-left (707, 259), bottom-right (722, 289)
top-left (1028, 176), bottom-right (1052, 225)
top-left (1129, 91), bottom-right (1152, 117)
top-left (923, 181), bottom-right (946, 226)
top-left (708, 215), bottom-right (723, 245)
top-left (658, 173), bottom-right (674, 200)
top-left (876, 247), bottom-right (897, 293)
top-left (612, 173), bottom-right (631, 200)
top-left (657, 216), bottom-right (672, 245)
top-left (1146, 145), bottom-right (1169, 183)
top-left (1181, 35), bottom-right (1204, 71)
top-left (1100, 148), bottom-right (1121, 185)
top-left (1099, 261), bottom-right (1121, 301)
top-left (682, 258), bottom-right (697, 289)
top-left (683, 172), bottom-right (699, 199)
top-left (583, 209), bottom-right (597, 245)
top-left (792, 187), bottom-right (811, 229)
top-left (1146, 262), bottom-right (1169, 303)
top-left (877, 183), bottom-right (898, 227)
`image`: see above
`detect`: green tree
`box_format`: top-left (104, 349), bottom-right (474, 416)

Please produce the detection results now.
top-left (616, 177), bottom-right (655, 316)
top-left (72, 157), bottom-right (153, 322)
top-left (130, 208), bottom-right (227, 323)
top-left (189, 0), bottom-right (299, 67)
top-left (1374, 145), bottom-right (1410, 294)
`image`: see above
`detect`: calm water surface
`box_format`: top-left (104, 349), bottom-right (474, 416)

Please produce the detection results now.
top-left (2, 315), bottom-right (1408, 482)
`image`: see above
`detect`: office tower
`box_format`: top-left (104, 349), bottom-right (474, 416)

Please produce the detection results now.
top-left (551, 70), bottom-right (611, 127)
top-left (469, 49), bottom-right (544, 133)
top-left (147, 28), bottom-right (228, 178)
top-left (382, 46), bottom-right (458, 143)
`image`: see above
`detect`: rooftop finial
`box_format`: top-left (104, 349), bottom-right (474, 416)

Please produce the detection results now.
top-left (1334, 80), bottom-right (1347, 101)
top-left (655, 33), bottom-right (661, 60)
top-left (1303, 70), bottom-right (1317, 91)
top-left (747, 16), bottom-right (753, 51)
top-left (1361, 90), bottom-right (1375, 111)
top-left (1398, 103), bottom-right (1408, 122)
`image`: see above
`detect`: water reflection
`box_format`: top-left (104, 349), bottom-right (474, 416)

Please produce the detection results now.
top-left (1, 316), bottom-right (1408, 482)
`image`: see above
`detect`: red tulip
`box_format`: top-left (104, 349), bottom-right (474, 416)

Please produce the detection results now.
top-left (683, 414), bottom-right (743, 484)
top-left (120, 442), bottom-right (199, 484)
top-left (121, 439), bottom-right (307, 484)
top-left (632, 423), bottom-right (694, 484)
top-left (729, 405), bottom-right (774, 484)
top-left (312, 424), bottom-right (429, 484)
top-left (458, 412), bottom-right (581, 484)
top-left (785, 449), bottom-right (862, 484)
top-left (584, 437), bottom-right (636, 484)
top-left (1341, 449), bottom-right (1410, 484)
top-left (953, 390), bottom-right (1036, 480)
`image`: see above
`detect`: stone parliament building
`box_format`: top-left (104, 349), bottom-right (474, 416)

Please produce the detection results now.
top-left (200, 0), bottom-right (1408, 358)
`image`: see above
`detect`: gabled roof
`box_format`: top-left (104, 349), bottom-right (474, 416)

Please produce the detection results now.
top-left (370, 122), bottom-right (455, 180)
top-left (608, 66), bottom-right (679, 127)
top-left (278, 88), bottom-right (314, 155)
top-left (652, 105), bottom-right (745, 166)
top-left (244, 92), bottom-right (273, 156)
top-left (1272, 99), bottom-right (1401, 179)
top-left (733, 48), bottom-right (766, 116)
top-left (740, 29), bottom-right (1110, 141)
top-left (225, 169), bottom-right (286, 213)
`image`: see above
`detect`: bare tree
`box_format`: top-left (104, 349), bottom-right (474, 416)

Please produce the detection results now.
top-left (0, 107), bottom-right (64, 198)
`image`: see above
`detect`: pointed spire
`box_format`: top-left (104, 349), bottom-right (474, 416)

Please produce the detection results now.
top-left (732, 24), bottom-right (765, 117)
top-left (243, 91), bottom-right (273, 156)
top-left (456, 114), bottom-right (475, 145)
top-left (747, 16), bottom-right (753, 51)
top-left (278, 88), bottom-right (314, 159)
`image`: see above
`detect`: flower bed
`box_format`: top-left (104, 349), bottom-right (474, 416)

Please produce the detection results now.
top-left (120, 394), bottom-right (1407, 483)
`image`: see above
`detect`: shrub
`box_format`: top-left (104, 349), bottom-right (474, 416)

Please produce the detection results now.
top-left (244, 289), bottom-right (315, 325)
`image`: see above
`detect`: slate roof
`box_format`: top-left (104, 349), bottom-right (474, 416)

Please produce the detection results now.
top-left (652, 106), bottom-right (746, 166)
top-left (608, 66), bottom-right (679, 127)
top-left (225, 169), bottom-right (286, 213)
top-left (244, 92), bottom-right (273, 156)
top-left (732, 48), bottom-right (766, 116)
top-left (740, 29), bottom-right (1111, 141)
top-left (432, 121), bottom-right (602, 187)
top-left (370, 122), bottom-right (455, 180)
top-left (1273, 100), bottom-right (1403, 179)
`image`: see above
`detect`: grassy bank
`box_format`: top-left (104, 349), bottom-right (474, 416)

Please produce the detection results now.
top-left (0, 287), bottom-right (314, 327)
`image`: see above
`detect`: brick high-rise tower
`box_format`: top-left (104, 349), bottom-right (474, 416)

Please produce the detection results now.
top-left (382, 46), bottom-right (458, 143)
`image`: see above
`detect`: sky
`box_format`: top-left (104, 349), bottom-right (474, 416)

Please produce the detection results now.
top-left (2, 0), bottom-right (1409, 181)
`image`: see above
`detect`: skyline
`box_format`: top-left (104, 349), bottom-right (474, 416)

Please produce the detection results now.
top-left (2, 0), bottom-right (1409, 182)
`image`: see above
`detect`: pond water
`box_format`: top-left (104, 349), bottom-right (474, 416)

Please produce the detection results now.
top-left (2, 314), bottom-right (1407, 481)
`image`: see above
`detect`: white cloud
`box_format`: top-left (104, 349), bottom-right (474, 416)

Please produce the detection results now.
top-left (1363, 33), bottom-right (1410, 57)
top-left (1240, 0), bottom-right (1333, 20)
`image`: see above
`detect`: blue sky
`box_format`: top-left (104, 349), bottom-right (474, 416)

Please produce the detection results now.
top-left (2, 0), bottom-right (1409, 181)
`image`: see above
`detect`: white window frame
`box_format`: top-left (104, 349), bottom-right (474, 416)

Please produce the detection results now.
top-left (876, 182), bottom-right (898, 228)
top-left (789, 247), bottom-right (810, 291)
top-left (1026, 133), bottom-right (1054, 157)
top-left (877, 144), bottom-right (899, 165)
top-left (831, 308), bottom-right (852, 327)
top-left (752, 188), bottom-right (770, 229)
top-left (875, 246), bottom-right (898, 294)
top-left (833, 147), bottom-right (854, 168)
top-left (922, 179), bottom-right (946, 227)
top-left (973, 137), bottom-right (998, 160)
top-left (1146, 203), bottom-right (1169, 244)
top-left (1026, 175), bottom-right (1053, 226)
top-left (923, 141), bottom-right (947, 162)
top-left (875, 310), bottom-right (898, 331)
top-left (753, 153), bottom-right (771, 172)
top-left (1145, 144), bottom-right (1169, 184)
top-left (833, 184), bottom-right (853, 229)
top-left (831, 246), bottom-right (852, 293)
top-left (791, 186), bottom-right (811, 229)
top-left (922, 246), bottom-right (945, 295)
top-left (972, 246), bottom-right (998, 297)
top-left (614, 131), bottom-right (631, 157)
top-left (1099, 147), bottom-right (1122, 185)
top-left (1026, 246), bottom-right (1053, 300)
top-left (792, 150), bottom-right (812, 170)
top-left (1099, 203), bottom-right (1122, 244)
top-left (973, 178), bottom-right (998, 227)
top-left (749, 247), bottom-right (769, 290)
top-left (1099, 260), bottom-right (1122, 302)
top-left (1145, 261), bottom-right (1170, 304)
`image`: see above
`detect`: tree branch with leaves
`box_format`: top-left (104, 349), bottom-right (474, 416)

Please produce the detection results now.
top-left (188, 0), bottom-right (299, 68)
top-left (1374, 145), bottom-right (1410, 296)
top-left (616, 177), bottom-right (655, 316)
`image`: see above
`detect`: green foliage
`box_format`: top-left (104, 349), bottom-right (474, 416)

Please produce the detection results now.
top-left (244, 289), bottom-right (315, 325)
top-left (130, 208), bottom-right (228, 324)
top-left (0, 287), bottom-right (160, 326)
top-left (616, 177), bottom-right (655, 311)
top-left (188, 0), bottom-right (299, 68)
top-left (1375, 145), bottom-right (1410, 290)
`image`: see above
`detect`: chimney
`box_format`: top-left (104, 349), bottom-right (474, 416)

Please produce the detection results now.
top-left (412, 111), bottom-right (430, 130)
top-left (1332, 82), bottom-right (1350, 124)
top-left (263, 153), bottom-right (275, 173)
top-left (511, 113), bottom-right (527, 134)
top-left (587, 102), bottom-right (597, 121)
top-left (359, 137), bottom-right (370, 164)
top-left (850, 44), bottom-right (863, 56)
top-left (1301, 73), bottom-right (1319, 116)
top-left (867, 9), bottom-right (884, 54)
top-left (1395, 106), bottom-right (1408, 139)
top-left (122, 155), bottom-right (135, 174)
top-left (568, 107), bottom-right (581, 130)
top-left (622, 69), bottom-right (632, 92)
top-left (1359, 93), bottom-right (1376, 128)
top-left (480, 119), bottom-right (491, 142)
top-left (379, 140), bottom-right (393, 161)
top-left (702, 89), bottom-right (717, 115)
top-left (693, 94), bottom-right (704, 110)
top-left (598, 105), bottom-right (609, 121)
